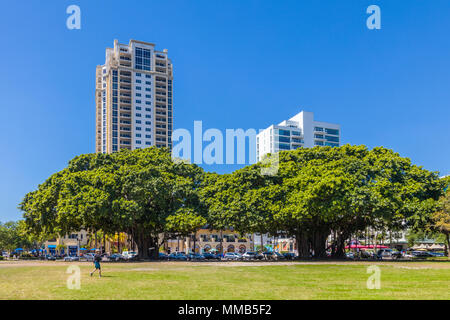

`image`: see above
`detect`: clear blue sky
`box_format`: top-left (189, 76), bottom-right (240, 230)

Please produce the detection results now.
top-left (1, 0), bottom-right (449, 221)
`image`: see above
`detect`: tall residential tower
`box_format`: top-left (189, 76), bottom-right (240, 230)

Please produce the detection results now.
top-left (256, 110), bottom-right (341, 161)
top-left (96, 39), bottom-right (173, 153)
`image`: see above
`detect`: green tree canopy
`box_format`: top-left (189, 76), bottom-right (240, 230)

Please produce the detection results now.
top-left (20, 147), bottom-right (205, 259)
top-left (0, 220), bottom-right (36, 252)
top-left (432, 189), bottom-right (450, 257)
top-left (19, 145), bottom-right (444, 260)
top-left (201, 145), bottom-right (444, 258)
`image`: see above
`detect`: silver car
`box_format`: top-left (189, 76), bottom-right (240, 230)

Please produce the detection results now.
top-left (223, 252), bottom-right (242, 261)
top-left (82, 253), bottom-right (95, 261)
top-left (64, 256), bottom-right (80, 262)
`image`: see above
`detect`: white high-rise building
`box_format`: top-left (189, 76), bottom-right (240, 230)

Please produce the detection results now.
top-left (96, 39), bottom-right (173, 153)
top-left (256, 111), bottom-right (341, 161)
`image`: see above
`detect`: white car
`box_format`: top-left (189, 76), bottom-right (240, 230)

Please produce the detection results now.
top-left (122, 251), bottom-right (138, 260)
top-left (82, 253), bottom-right (95, 261)
top-left (223, 252), bottom-right (242, 261)
top-left (403, 252), bottom-right (414, 258)
top-left (242, 251), bottom-right (263, 260)
top-left (377, 249), bottom-right (393, 259)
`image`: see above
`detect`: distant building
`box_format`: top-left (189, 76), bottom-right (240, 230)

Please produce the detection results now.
top-left (256, 110), bottom-right (341, 161)
top-left (165, 228), bottom-right (254, 254)
top-left (44, 230), bottom-right (89, 256)
top-left (96, 39), bottom-right (173, 153)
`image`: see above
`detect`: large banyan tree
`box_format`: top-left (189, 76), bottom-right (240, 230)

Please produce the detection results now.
top-left (20, 145), bottom-right (445, 260)
top-left (201, 145), bottom-right (445, 258)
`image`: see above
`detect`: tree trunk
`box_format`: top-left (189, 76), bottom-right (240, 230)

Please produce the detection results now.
top-left (117, 233), bottom-right (121, 254)
top-left (133, 231), bottom-right (151, 260)
top-left (148, 236), bottom-right (159, 260)
top-left (389, 231), bottom-right (392, 248)
top-left (332, 231), bottom-right (348, 259)
top-left (312, 229), bottom-right (329, 258)
top-left (193, 232), bottom-right (197, 254)
top-left (446, 233), bottom-right (450, 259)
top-left (374, 231), bottom-right (377, 256)
top-left (296, 232), bottom-right (309, 259)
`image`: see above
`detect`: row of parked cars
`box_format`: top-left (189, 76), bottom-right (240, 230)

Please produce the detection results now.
top-left (37, 251), bottom-right (139, 262)
top-left (345, 249), bottom-right (446, 260)
top-left (65, 251), bottom-right (137, 262)
top-left (159, 251), bottom-right (297, 261)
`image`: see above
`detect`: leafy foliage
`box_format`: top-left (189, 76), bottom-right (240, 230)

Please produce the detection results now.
top-left (201, 145), bottom-right (444, 258)
top-left (432, 190), bottom-right (450, 257)
top-left (20, 147), bottom-right (205, 259)
top-left (19, 145), bottom-right (444, 259)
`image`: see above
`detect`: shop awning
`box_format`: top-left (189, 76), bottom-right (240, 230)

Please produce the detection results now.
top-left (47, 245), bottom-right (57, 249)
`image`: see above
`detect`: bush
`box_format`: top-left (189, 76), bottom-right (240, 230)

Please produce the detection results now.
top-left (0, 256), bottom-right (4, 261)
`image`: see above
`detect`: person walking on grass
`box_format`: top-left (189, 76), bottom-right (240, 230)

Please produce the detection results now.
top-left (90, 250), bottom-right (102, 278)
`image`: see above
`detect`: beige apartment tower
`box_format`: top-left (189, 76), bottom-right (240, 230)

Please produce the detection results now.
top-left (96, 39), bottom-right (173, 153)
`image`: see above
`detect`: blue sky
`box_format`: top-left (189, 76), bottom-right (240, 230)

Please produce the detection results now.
top-left (1, 0), bottom-right (449, 221)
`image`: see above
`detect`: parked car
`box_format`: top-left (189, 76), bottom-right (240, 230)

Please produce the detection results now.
top-left (428, 251), bottom-right (445, 257)
top-left (403, 251), bottom-right (414, 258)
top-left (108, 253), bottom-right (125, 261)
top-left (203, 253), bottom-right (221, 260)
top-left (282, 252), bottom-right (296, 260)
top-left (158, 252), bottom-right (169, 260)
top-left (255, 252), bottom-right (264, 260)
top-left (64, 256), bottom-right (79, 262)
top-left (411, 251), bottom-right (432, 258)
top-left (345, 252), bottom-right (355, 259)
top-left (187, 253), bottom-right (205, 261)
top-left (272, 252), bottom-right (285, 260)
top-left (376, 249), bottom-right (394, 260)
top-left (122, 251), bottom-right (138, 260)
top-left (359, 250), bottom-right (374, 259)
top-left (46, 255), bottom-right (56, 261)
top-left (223, 252), bottom-right (242, 261)
top-left (168, 252), bottom-right (188, 261)
top-left (262, 252), bottom-right (281, 260)
top-left (82, 253), bottom-right (95, 262)
top-left (261, 252), bottom-right (271, 260)
top-left (390, 250), bottom-right (403, 260)
top-left (242, 251), bottom-right (259, 260)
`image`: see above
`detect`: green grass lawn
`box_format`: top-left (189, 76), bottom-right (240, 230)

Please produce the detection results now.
top-left (0, 261), bottom-right (449, 300)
